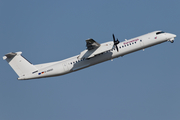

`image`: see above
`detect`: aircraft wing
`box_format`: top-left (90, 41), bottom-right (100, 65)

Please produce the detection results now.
top-left (86, 38), bottom-right (100, 50)
top-left (78, 40), bottom-right (113, 60)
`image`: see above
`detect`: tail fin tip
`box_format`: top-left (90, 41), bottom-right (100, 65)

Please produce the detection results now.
top-left (3, 51), bottom-right (22, 60)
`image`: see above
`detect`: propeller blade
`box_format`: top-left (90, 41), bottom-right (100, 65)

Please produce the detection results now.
top-left (113, 34), bottom-right (116, 42)
top-left (112, 34), bottom-right (120, 52)
top-left (116, 38), bottom-right (120, 44)
top-left (116, 45), bottom-right (119, 52)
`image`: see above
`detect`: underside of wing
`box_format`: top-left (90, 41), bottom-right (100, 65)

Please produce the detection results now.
top-left (86, 38), bottom-right (100, 50)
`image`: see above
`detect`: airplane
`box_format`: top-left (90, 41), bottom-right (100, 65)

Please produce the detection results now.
top-left (3, 31), bottom-right (177, 80)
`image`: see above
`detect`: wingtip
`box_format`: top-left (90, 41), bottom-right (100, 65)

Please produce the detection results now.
top-left (3, 56), bottom-right (7, 60)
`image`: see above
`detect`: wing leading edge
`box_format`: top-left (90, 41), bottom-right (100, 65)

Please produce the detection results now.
top-left (78, 39), bottom-right (113, 60)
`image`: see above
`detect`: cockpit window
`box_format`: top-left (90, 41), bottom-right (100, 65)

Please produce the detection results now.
top-left (156, 31), bottom-right (165, 35)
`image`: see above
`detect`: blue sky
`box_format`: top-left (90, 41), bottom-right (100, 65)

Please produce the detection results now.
top-left (1, 0), bottom-right (180, 120)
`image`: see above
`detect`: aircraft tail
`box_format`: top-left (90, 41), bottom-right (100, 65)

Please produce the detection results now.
top-left (3, 52), bottom-right (38, 78)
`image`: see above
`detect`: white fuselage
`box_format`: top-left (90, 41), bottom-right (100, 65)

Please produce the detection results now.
top-left (18, 31), bottom-right (176, 80)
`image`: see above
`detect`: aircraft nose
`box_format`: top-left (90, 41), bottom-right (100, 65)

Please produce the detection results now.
top-left (173, 34), bottom-right (177, 38)
top-left (167, 33), bottom-right (176, 39)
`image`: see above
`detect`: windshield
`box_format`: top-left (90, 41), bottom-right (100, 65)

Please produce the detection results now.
top-left (156, 31), bottom-right (165, 35)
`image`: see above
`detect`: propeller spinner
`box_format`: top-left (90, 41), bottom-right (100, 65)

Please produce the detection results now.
top-left (112, 34), bottom-right (120, 52)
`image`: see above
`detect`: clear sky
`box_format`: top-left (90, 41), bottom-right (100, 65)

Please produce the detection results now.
top-left (1, 0), bottom-right (180, 120)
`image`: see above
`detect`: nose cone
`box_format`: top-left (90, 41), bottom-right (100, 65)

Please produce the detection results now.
top-left (173, 34), bottom-right (177, 38)
top-left (167, 33), bottom-right (177, 39)
top-left (169, 33), bottom-right (176, 38)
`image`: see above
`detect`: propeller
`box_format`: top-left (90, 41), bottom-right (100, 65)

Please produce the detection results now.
top-left (112, 34), bottom-right (120, 52)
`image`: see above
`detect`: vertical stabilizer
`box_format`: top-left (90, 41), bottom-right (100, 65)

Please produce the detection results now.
top-left (3, 52), bottom-right (37, 77)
